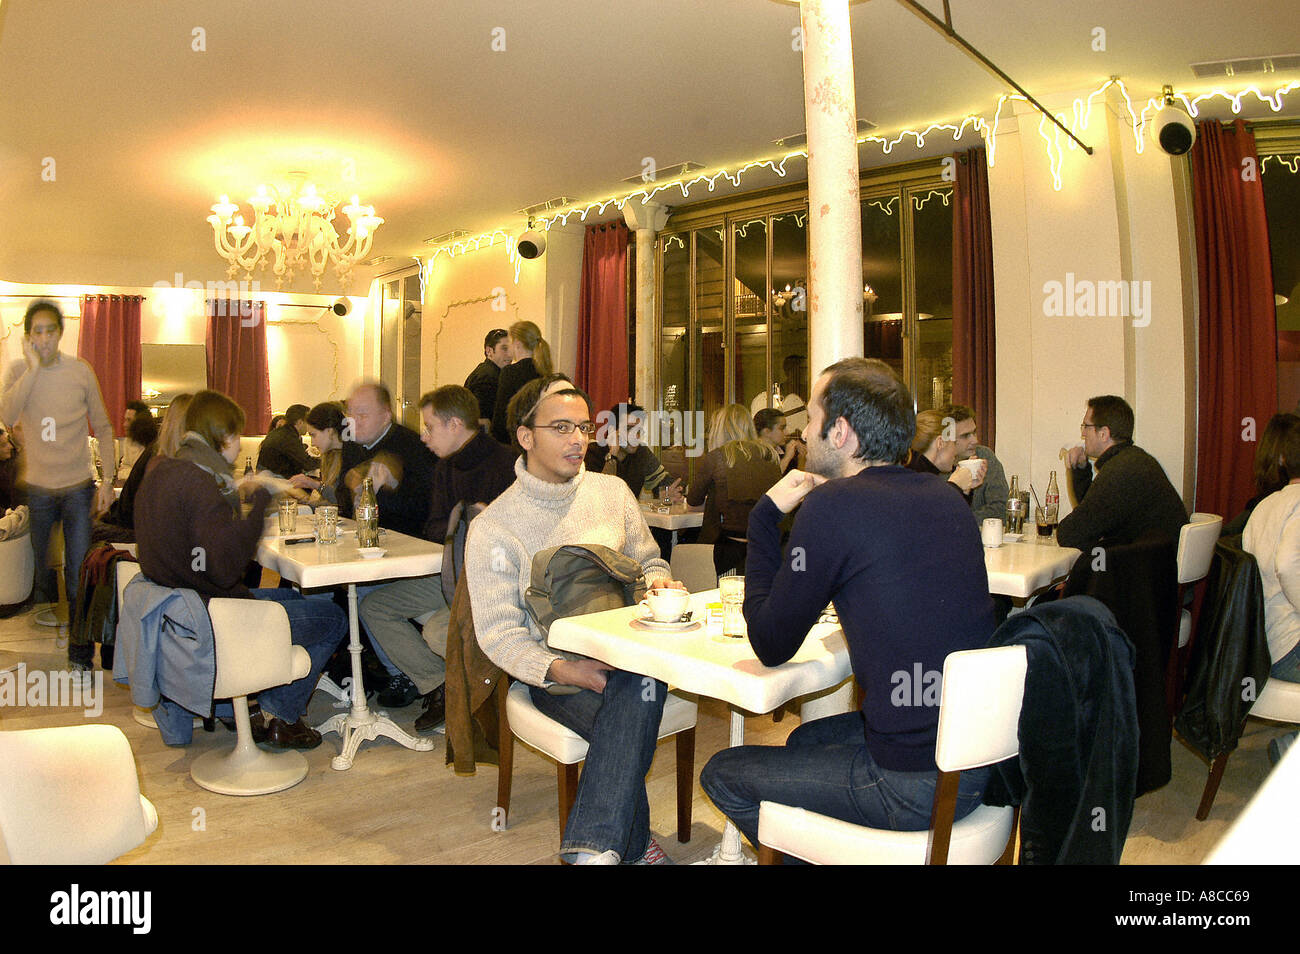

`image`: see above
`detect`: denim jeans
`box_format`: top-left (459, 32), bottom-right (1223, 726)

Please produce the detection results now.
top-left (700, 711), bottom-right (991, 852)
top-left (528, 670), bottom-right (667, 863)
top-left (249, 588), bottom-right (348, 721)
top-left (1271, 641), bottom-right (1300, 683)
top-left (28, 483), bottom-right (95, 605)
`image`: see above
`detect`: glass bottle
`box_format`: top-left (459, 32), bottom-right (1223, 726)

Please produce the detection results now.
top-left (243, 457), bottom-right (253, 478)
top-left (1045, 470), bottom-right (1060, 527)
top-left (356, 476), bottom-right (380, 548)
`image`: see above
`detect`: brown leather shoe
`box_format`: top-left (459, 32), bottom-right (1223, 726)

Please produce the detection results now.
top-left (219, 711), bottom-right (268, 743)
top-left (414, 685), bottom-right (446, 734)
top-left (265, 716), bottom-right (323, 750)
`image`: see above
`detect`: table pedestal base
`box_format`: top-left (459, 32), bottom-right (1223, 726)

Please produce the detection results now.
top-left (317, 708), bottom-right (434, 771)
top-left (314, 582), bottom-right (435, 770)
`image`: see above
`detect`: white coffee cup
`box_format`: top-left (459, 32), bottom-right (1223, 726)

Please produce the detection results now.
top-left (643, 587), bottom-right (690, 623)
top-left (958, 458), bottom-right (985, 479)
top-left (981, 517), bottom-right (1004, 548)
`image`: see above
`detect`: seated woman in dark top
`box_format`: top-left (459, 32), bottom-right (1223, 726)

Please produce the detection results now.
top-left (132, 390), bottom-right (347, 749)
top-left (1222, 412), bottom-right (1299, 537)
top-left (688, 404), bottom-right (782, 577)
top-left (904, 408), bottom-right (986, 499)
top-left (288, 401), bottom-right (346, 507)
top-left (93, 394), bottom-right (192, 544)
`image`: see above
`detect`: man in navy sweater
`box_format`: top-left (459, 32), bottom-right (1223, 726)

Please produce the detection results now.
top-left (700, 357), bottom-right (997, 849)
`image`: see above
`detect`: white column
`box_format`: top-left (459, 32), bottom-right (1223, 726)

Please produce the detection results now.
top-left (622, 201), bottom-right (670, 411)
top-left (800, 0), bottom-right (864, 372)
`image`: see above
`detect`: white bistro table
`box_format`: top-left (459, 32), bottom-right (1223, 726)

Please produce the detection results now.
top-left (984, 534), bottom-right (1081, 599)
top-left (547, 589), bottom-right (850, 864)
top-left (639, 506), bottom-right (704, 533)
top-left (256, 522), bottom-right (443, 770)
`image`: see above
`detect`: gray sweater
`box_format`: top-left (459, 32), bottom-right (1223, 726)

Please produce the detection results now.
top-left (466, 457), bottom-right (670, 687)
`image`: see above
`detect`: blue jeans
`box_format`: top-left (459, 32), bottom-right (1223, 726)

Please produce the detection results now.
top-left (248, 588), bottom-right (348, 721)
top-left (528, 670), bottom-right (667, 863)
top-left (700, 711), bottom-right (990, 853)
top-left (1271, 641), bottom-right (1300, 683)
top-left (28, 483), bottom-right (95, 605)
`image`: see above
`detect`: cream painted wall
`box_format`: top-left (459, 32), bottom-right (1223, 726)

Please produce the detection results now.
top-left (418, 226), bottom-right (586, 414)
top-left (987, 93), bottom-right (1193, 517)
top-left (0, 281), bottom-right (367, 431)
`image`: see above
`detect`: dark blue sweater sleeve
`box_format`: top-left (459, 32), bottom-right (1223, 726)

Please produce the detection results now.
top-left (743, 492), bottom-right (839, 668)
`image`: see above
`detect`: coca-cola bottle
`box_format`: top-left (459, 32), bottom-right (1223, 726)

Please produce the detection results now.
top-left (1044, 470), bottom-right (1060, 536)
top-left (243, 457), bottom-right (253, 478)
top-left (356, 476), bottom-right (380, 548)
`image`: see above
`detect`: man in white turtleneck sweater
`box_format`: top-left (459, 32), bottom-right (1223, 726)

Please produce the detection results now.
top-left (466, 376), bottom-right (680, 865)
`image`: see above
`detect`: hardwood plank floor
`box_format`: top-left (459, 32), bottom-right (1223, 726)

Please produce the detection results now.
top-left (0, 603), bottom-right (1284, 865)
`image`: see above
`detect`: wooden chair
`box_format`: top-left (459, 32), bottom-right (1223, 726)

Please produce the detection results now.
top-left (757, 645), bottom-right (1026, 865)
top-left (496, 681), bottom-right (697, 843)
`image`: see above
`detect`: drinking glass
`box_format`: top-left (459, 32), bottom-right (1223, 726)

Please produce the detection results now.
top-left (719, 574), bottom-right (746, 638)
top-left (316, 505), bottom-right (339, 545)
top-left (278, 499), bottom-right (298, 534)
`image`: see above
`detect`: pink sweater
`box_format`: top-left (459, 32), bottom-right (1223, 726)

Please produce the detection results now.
top-left (2, 355), bottom-right (113, 492)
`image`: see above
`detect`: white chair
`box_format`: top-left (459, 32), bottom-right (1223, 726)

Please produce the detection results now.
top-left (1168, 513), bottom-right (1223, 720)
top-left (189, 598), bottom-right (312, 796)
top-left (758, 645), bottom-right (1027, 865)
top-left (497, 681), bottom-right (698, 843)
top-left (0, 724), bottom-right (159, 863)
top-left (1196, 677), bottom-right (1300, 820)
top-left (670, 543), bottom-right (717, 593)
top-left (1176, 512), bottom-right (1223, 649)
top-left (0, 533), bottom-right (35, 606)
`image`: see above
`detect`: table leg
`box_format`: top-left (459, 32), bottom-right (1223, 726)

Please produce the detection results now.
top-left (694, 707), bottom-right (756, 865)
top-left (314, 583), bottom-right (436, 770)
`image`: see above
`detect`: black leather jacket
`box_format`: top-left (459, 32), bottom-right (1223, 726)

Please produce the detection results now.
top-left (1174, 536), bottom-right (1272, 762)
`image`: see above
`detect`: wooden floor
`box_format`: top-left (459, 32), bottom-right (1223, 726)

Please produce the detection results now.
top-left (0, 601), bottom-right (1284, 865)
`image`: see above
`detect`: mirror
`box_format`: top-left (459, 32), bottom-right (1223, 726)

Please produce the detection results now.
top-left (141, 343), bottom-right (206, 410)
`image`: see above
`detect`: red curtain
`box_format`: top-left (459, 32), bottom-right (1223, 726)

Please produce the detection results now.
top-left (205, 299), bottom-right (272, 434)
top-left (78, 294), bottom-right (142, 437)
top-left (1190, 121), bottom-right (1279, 519)
top-left (577, 222), bottom-right (631, 414)
top-left (951, 146), bottom-right (997, 448)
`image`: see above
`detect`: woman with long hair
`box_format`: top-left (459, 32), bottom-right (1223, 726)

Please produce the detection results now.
top-left (492, 320), bottom-right (553, 443)
top-left (132, 389), bottom-right (347, 748)
top-left (904, 408), bottom-right (986, 496)
top-left (688, 404), bottom-right (782, 577)
top-left (288, 401), bottom-right (347, 506)
top-left (1223, 412), bottom-right (1300, 536)
top-left (94, 393), bottom-right (194, 542)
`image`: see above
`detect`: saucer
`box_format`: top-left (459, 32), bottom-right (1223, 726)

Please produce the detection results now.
top-left (631, 612), bottom-right (700, 632)
top-left (357, 547), bottom-right (387, 559)
top-left (1002, 533), bottom-right (1024, 543)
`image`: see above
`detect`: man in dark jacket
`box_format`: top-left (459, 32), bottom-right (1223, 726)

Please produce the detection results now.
top-left (256, 403), bottom-right (317, 478)
top-left (1057, 395), bottom-right (1187, 553)
top-left (359, 385), bottom-right (517, 724)
top-left (336, 383), bottom-right (435, 538)
top-left (463, 329), bottom-right (511, 432)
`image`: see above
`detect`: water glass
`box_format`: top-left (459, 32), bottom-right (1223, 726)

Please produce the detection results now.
top-left (277, 499), bottom-right (298, 534)
top-left (719, 574), bottom-right (746, 638)
top-left (316, 505), bottom-right (339, 545)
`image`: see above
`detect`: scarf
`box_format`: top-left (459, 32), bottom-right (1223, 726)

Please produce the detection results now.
top-left (176, 432), bottom-right (240, 512)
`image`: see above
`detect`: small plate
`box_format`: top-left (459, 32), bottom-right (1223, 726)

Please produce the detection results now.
top-left (357, 547), bottom-right (387, 559)
top-left (631, 612), bottom-right (700, 633)
top-left (1002, 533), bottom-right (1024, 543)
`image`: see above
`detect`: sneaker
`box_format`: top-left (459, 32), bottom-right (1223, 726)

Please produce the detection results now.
top-left (377, 671), bottom-right (419, 708)
top-left (68, 661), bottom-right (94, 688)
top-left (413, 685), bottom-right (446, 734)
top-left (631, 838), bottom-right (674, 865)
top-left (572, 849), bottom-right (620, 865)
top-left (1268, 730), bottom-right (1297, 766)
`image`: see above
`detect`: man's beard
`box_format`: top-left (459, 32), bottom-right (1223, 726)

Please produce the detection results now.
top-left (804, 437), bottom-right (839, 479)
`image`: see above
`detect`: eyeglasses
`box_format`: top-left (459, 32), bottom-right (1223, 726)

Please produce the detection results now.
top-left (531, 421), bottom-right (595, 436)
top-left (1080, 422), bottom-right (1099, 431)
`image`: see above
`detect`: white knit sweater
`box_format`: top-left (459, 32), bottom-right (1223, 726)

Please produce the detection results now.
top-left (466, 457), bottom-right (670, 687)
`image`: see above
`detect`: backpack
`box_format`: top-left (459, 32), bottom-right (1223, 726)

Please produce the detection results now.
top-left (524, 544), bottom-right (648, 692)
top-left (442, 501), bottom-right (486, 607)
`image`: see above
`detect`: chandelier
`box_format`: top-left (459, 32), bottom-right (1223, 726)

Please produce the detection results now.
top-left (207, 174), bottom-right (383, 290)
